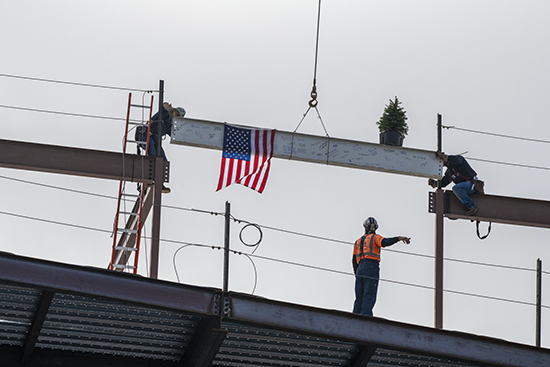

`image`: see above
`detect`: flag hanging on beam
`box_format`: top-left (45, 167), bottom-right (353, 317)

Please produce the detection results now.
top-left (216, 124), bottom-right (276, 193)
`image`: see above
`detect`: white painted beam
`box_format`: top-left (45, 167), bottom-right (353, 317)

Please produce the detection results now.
top-left (171, 117), bottom-right (443, 179)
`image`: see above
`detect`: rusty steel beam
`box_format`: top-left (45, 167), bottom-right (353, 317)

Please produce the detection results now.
top-left (429, 191), bottom-right (550, 229)
top-left (0, 138), bottom-right (168, 183)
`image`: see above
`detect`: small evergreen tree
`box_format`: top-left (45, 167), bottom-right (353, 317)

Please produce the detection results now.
top-left (376, 96), bottom-right (409, 137)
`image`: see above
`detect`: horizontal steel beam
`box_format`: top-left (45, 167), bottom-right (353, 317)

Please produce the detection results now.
top-left (1, 252), bottom-right (549, 367)
top-left (171, 118), bottom-right (443, 179)
top-left (429, 191), bottom-right (550, 229)
top-left (227, 292), bottom-right (550, 367)
top-left (0, 251), bottom-right (213, 315)
top-left (0, 139), bottom-right (169, 183)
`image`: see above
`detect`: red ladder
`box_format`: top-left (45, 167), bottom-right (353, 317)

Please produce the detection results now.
top-left (110, 93), bottom-right (154, 273)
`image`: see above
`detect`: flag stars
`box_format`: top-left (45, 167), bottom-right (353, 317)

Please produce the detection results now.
top-left (223, 126), bottom-right (251, 161)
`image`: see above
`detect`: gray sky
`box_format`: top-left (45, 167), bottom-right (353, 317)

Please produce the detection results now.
top-left (1, 0), bottom-right (549, 348)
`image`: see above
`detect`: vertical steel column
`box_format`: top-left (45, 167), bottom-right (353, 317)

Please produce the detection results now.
top-left (435, 113), bottom-right (444, 329)
top-left (536, 258), bottom-right (542, 347)
top-left (223, 201), bottom-right (231, 293)
top-left (150, 80), bottom-right (164, 279)
top-left (157, 80), bottom-right (164, 158)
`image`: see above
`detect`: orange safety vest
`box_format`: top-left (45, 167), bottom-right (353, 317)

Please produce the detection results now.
top-left (354, 233), bottom-right (384, 263)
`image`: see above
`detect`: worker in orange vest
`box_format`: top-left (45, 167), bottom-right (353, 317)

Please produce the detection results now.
top-left (352, 217), bottom-right (410, 316)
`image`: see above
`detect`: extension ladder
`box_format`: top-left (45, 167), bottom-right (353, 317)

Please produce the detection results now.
top-left (110, 93), bottom-right (154, 273)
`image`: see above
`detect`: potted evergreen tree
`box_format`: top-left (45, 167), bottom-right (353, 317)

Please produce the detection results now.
top-left (376, 96), bottom-right (409, 146)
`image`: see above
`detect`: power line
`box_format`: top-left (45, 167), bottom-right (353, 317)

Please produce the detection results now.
top-left (1, 207), bottom-right (547, 310)
top-left (0, 172), bottom-right (538, 274)
top-left (0, 104), bottom-right (143, 122)
top-left (231, 215), bottom-right (537, 274)
top-left (467, 157), bottom-right (550, 171)
top-left (0, 73), bottom-right (157, 93)
top-left (443, 125), bottom-right (550, 144)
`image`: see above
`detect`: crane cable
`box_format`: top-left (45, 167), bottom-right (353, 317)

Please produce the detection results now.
top-left (290, 0), bottom-right (331, 164)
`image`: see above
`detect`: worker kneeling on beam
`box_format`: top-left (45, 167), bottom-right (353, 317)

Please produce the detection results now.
top-left (352, 217), bottom-right (410, 317)
top-left (429, 152), bottom-right (483, 216)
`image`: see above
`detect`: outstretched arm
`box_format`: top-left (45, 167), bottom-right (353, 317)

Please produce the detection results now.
top-left (382, 236), bottom-right (411, 247)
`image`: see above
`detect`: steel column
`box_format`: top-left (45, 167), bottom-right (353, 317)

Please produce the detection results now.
top-left (149, 156), bottom-right (164, 279)
top-left (435, 113), bottom-right (444, 329)
top-left (223, 201), bottom-right (231, 293)
top-left (536, 258), bottom-right (542, 347)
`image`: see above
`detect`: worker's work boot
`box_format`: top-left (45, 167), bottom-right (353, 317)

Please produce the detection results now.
top-left (466, 205), bottom-right (479, 216)
top-left (162, 185), bottom-right (171, 194)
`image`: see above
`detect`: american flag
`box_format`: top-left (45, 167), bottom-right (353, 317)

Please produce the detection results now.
top-left (216, 124), bottom-right (276, 193)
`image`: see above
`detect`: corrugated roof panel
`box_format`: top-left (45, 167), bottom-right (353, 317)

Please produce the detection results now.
top-left (370, 348), bottom-right (482, 367)
top-left (214, 322), bottom-right (356, 366)
top-left (0, 285), bottom-right (39, 347)
top-left (35, 292), bottom-right (199, 360)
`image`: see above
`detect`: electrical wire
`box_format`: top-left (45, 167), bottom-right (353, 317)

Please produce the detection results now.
top-left (230, 214), bottom-right (537, 274)
top-left (0, 73), bottom-right (157, 93)
top-left (466, 157), bottom-right (550, 171)
top-left (0, 172), bottom-right (537, 275)
top-left (0, 174), bottom-right (224, 216)
top-left (0, 208), bottom-right (547, 309)
top-left (0, 104), bottom-right (142, 123)
top-left (443, 125), bottom-right (550, 144)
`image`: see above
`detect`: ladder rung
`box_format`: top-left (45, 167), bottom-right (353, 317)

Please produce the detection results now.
top-left (127, 140), bottom-right (146, 145)
top-left (112, 264), bottom-right (136, 270)
top-left (122, 193), bottom-right (141, 198)
top-left (130, 104), bottom-right (151, 109)
top-left (120, 211), bottom-right (139, 216)
top-left (115, 246), bottom-right (138, 252)
top-left (118, 228), bottom-right (139, 234)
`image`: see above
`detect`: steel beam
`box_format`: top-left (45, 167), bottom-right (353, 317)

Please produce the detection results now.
top-left (429, 191), bottom-right (550, 229)
top-left (227, 292), bottom-right (550, 367)
top-left (1, 252), bottom-right (549, 367)
top-left (171, 118), bottom-right (443, 179)
top-left (0, 138), bottom-right (168, 183)
top-left (0, 251), bottom-right (214, 315)
top-left (179, 317), bottom-right (227, 367)
top-left (350, 345), bottom-right (377, 367)
top-left (21, 290), bottom-right (54, 364)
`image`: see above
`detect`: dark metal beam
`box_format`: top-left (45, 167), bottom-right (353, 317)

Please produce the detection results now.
top-left (149, 156), bottom-right (165, 279)
top-left (227, 291), bottom-right (550, 367)
top-left (0, 251), bottom-right (214, 315)
top-left (21, 290), bottom-right (54, 364)
top-left (429, 191), bottom-right (550, 229)
top-left (350, 345), bottom-right (377, 367)
top-left (2, 252), bottom-right (550, 367)
top-left (0, 138), bottom-right (168, 184)
top-left (434, 189), bottom-right (444, 330)
top-left (179, 317), bottom-right (227, 367)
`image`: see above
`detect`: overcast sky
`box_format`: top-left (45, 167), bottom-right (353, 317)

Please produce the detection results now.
top-left (1, 0), bottom-right (549, 348)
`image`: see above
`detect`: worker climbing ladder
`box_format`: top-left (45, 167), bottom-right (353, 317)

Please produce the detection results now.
top-left (109, 93), bottom-right (154, 273)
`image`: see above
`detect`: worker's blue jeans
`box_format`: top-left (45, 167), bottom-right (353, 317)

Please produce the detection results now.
top-left (353, 259), bottom-right (380, 316)
top-left (452, 182), bottom-right (477, 209)
top-left (144, 139), bottom-right (167, 162)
